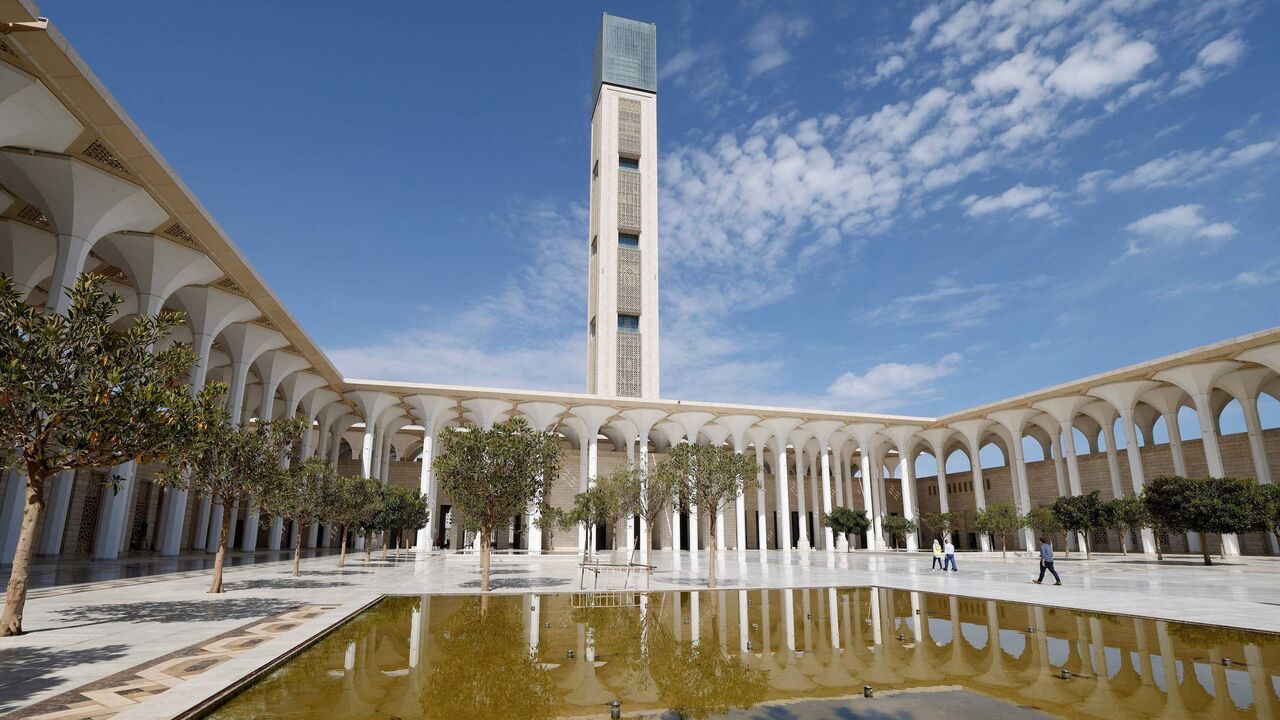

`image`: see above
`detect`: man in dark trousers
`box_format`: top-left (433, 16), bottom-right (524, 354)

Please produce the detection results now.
top-left (1032, 536), bottom-right (1061, 585)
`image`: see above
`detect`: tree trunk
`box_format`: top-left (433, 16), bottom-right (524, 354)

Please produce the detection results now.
top-left (293, 521), bottom-right (303, 577)
top-left (1083, 535), bottom-right (1091, 560)
top-left (479, 527), bottom-right (492, 592)
top-left (1201, 532), bottom-right (1212, 566)
top-left (1000, 536), bottom-right (1007, 559)
top-left (1154, 530), bottom-right (1163, 561)
top-left (382, 532), bottom-right (388, 560)
top-left (364, 532), bottom-right (372, 562)
top-left (1119, 529), bottom-right (1127, 557)
top-left (707, 516), bottom-right (718, 588)
top-left (339, 524), bottom-right (348, 567)
top-left (0, 473), bottom-right (47, 636)
top-left (209, 499), bottom-right (233, 593)
top-left (1218, 535), bottom-right (1225, 560)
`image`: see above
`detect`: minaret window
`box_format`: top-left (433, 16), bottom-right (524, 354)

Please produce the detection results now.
top-left (618, 232), bottom-right (639, 247)
top-left (617, 314), bottom-right (640, 333)
top-left (619, 157), bottom-right (639, 170)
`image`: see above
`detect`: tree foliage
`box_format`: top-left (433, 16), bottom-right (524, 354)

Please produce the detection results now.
top-left (652, 443), bottom-right (759, 586)
top-left (563, 485), bottom-right (619, 559)
top-left (974, 503), bottom-right (1024, 558)
top-left (0, 274), bottom-right (199, 635)
top-left (880, 515), bottom-right (917, 550)
top-left (1051, 491), bottom-right (1108, 559)
top-left (1104, 494), bottom-right (1150, 558)
top-left (1142, 475), bottom-right (1265, 566)
top-left (160, 404), bottom-right (303, 592)
top-left (533, 504), bottom-right (566, 551)
top-left (433, 417), bottom-right (561, 591)
top-left (260, 455), bottom-right (336, 576)
top-left (919, 511), bottom-right (965, 540)
top-left (324, 475), bottom-right (382, 567)
top-left (823, 506), bottom-right (871, 550)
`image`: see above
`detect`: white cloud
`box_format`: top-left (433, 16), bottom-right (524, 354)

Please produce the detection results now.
top-left (826, 353), bottom-right (962, 408)
top-left (963, 183), bottom-right (1054, 217)
top-left (1107, 139), bottom-right (1277, 190)
top-left (1120, 204), bottom-right (1237, 260)
top-left (866, 275), bottom-right (1050, 330)
top-left (1046, 24), bottom-right (1157, 100)
top-left (867, 54), bottom-right (906, 85)
top-left (745, 15), bottom-right (810, 78)
top-left (1174, 33), bottom-right (1245, 95)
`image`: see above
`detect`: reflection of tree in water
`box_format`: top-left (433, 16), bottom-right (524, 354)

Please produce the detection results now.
top-left (1168, 620), bottom-right (1276, 649)
top-left (645, 595), bottom-right (768, 720)
top-left (420, 596), bottom-right (556, 720)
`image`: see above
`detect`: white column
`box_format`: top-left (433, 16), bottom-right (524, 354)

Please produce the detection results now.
top-left (638, 441), bottom-right (650, 559)
top-left (0, 470), bottom-right (26, 562)
top-left (899, 454), bottom-right (919, 552)
top-left (793, 441), bottom-right (808, 551)
top-left (819, 448), bottom-right (834, 551)
top-left (418, 432), bottom-right (435, 550)
top-left (37, 471), bottom-right (75, 555)
top-left (861, 453), bottom-right (877, 549)
top-left (1117, 414), bottom-right (1157, 553)
top-left (92, 461), bottom-right (138, 560)
top-left (775, 439), bottom-right (792, 551)
top-left (754, 442), bottom-right (767, 552)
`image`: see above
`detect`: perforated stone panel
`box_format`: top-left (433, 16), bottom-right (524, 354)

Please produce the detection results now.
top-left (214, 278), bottom-right (246, 296)
top-left (82, 139), bottom-right (129, 174)
top-left (616, 332), bottom-right (642, 397)
top-left (16, 203), bottom-right (49, 228)
top-left (617, 246), bottom-right (641, 314)
top-left (163, 223), bottom-right (198, 247)
top-left (618, 98), bottom-right (641, 157)
top-left (617, 170), bottom-right (641, 232)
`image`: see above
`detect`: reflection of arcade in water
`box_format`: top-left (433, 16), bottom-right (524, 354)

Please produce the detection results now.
top-left (209, 588), bottom-right (1280, 719)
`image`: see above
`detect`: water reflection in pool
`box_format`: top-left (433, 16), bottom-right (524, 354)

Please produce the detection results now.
top-left (207, 588), bottom-right (1279, 719)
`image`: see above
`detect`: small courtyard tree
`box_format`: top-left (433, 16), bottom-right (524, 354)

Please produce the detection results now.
top-left (325, 475), bottom-right (381, 568)
top-left (823, 507), bottom-right (871, 551)
top-left (433, 418), bottom-right (561, 592)
top-left (920, 511), bottom-right (965, 544)
top-left (597, 464), bottom-right (643, 556)
top-left (260, 455), bottom-right (336, 576)
top-left (1143, 475), bottom-right (1261, 566)
top-left (1025, 505), bottom-right (1065, 556)
top-left (880, 515), bottom-right (917, 551)
top-left (533, 504), bottom-right (566, 552)
top-left (563, 485), bottom-right (617, 561)
top-left (399, 487), bottom-right (430, 552)
top-left (1259, 483), bottom-right (1280, 549)
top-left (1105, 495), bottom-right (1150, 558)
top-left (974, 503), bottom-right (1024, 558)
top-left (0, 274), bottom-right (199, 636)
top-left (1051, 491), bottom-right (1107, 559)
top-left (161, 406), bottom-right (303, 593)
top-left (636, 451), bottom-right (683, 566)
top-left (656, 442), bottom-right (759, 587)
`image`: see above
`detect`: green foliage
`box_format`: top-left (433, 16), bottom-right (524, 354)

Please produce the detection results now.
top-left (1106, 494), bottom-right (1150, 536)
top-left (1142, 475), bottom-right (1266, 565)
top-left (1051, 490), bottom-right (1108, 558)
top-left (563, 485), bottom-right (619, 557)
top-left (0, 273), bottom-right (200, 635)
top-left (880, 515), bottom-right (917, 550)
top-left (533, 504), bottom-right (566, 548)
top-left (260, 456), bottom-right (335, 530)
top-left (1259, 483), bottom-right (1280, 541)
top-left (1024, 505), bottom-right (1062, 534)
top-left (325, 475), bottom-right (382, 531)
top-left (401, 487), bottom-right (430, 538)
top-left (653, 443), bottom-right (760, 585)
top-left (823, 506), bottom-right (871, 550)
top-left (648, 600), bottom-right (769, 720)
top-left (919, 510), bottom-right (965, 538)
top-left (433, 417), bottom-right (561, 590)
top-left (974, 503), bottom-right (1025, 557)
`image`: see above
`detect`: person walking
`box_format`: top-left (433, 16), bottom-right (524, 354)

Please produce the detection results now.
top-left (931, 538), bottom-right (944, 570)
top-left (1033, 536), bottom-right (1061, 585)
top-left (943, 538), bottom-right (957, 571)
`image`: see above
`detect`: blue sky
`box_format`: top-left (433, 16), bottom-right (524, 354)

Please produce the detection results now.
top-left (44, 0), bottom-right (1280, 420)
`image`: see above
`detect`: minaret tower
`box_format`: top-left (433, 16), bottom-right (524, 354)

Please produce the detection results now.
top-left (586, 13), bottom-right (660, 399)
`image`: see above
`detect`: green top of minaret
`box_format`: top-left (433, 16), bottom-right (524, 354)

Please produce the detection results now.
top-left (593, 13), bottom-right (657, 102)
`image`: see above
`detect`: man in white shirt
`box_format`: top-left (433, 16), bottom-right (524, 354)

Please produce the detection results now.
top-left (943, 538), bottom-right (957, 571)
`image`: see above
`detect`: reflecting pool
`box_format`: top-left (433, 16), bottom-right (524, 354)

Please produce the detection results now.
top-left (206, 588), bottom-right (1280, 719)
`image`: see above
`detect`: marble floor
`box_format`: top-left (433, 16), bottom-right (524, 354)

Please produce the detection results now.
top-left (1, 548), bottom-right (1278, 718)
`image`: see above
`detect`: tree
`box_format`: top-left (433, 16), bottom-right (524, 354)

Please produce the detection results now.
top-left (260, 455), bottom-right (335, 576)
top-left (635, 450), bottom-right (683, 565)
top-left (324, 475), bottom-right (381, 568)
top-left (562, 484), bottom-right (618, 560)
top-left (654, 443), bottom-right (759, 587)
top-left (433, 417), bottom-right (561, 592)
top-left (597, 464), bottom-right (643, 555)
top-left (0, 274), bottom-right (199, 636)
top-left (1024, 505), bottom-right (1064, 555)
top-left (880, 515), bottom-right (917, 551)
top-left (161, 403), bottom-right (303, 592)
top-left (1105, 495), bottom-right (1150, 558)
top-left (399, 487), bottom-right (430, 552)
top-left (823, 507), bottom-right (871, 550)
top-left (1259, 483), bottom-right (1280, 549)
top-left (1051, 491), bottom-right (1107, 559)
top-left (533, 504), bottom-right (566, 551)
top-left (919, 511), bottom-right (965, 543)
top-left (974, 503), bottom-right (1024, 558)
top-left (1143, 475), bottom-right (1262, 566)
